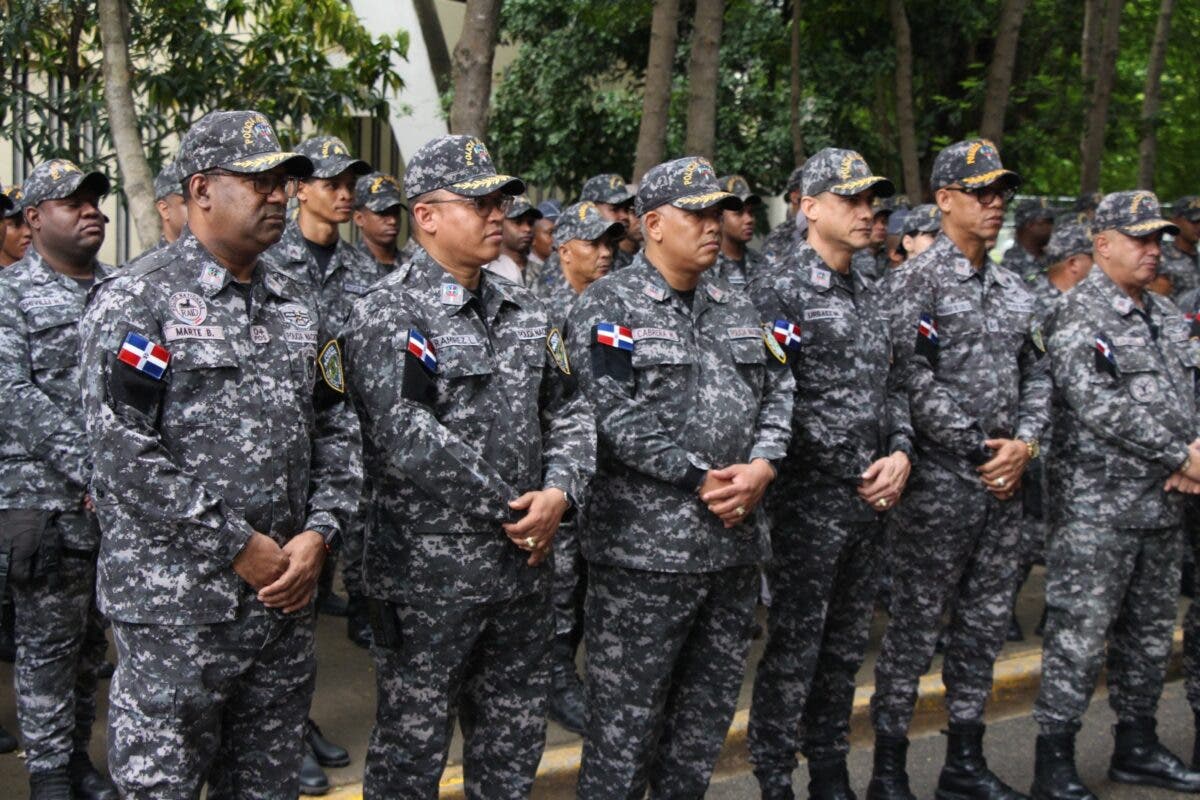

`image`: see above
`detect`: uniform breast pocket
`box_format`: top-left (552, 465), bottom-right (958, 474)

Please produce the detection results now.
top-left (631, 339), bottom-right (692, 400)
top-left (436, 351), bottom-right (494, 416)
top-left (934, 311), bottom-right (981, 369)
top-left (728, 336), bottom-right (767, 392)
top-left (162, 343), bottom-right (242, 427)
top-left (28, 315), bottom-right (79, 373)
top-left (1117, 347), bottom-right (1163, 405)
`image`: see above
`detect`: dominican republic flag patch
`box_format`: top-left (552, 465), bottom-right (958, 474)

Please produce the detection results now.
top-left (771, 319), bottom-right (802, 351)
top-left (595, 322), bottom-right (634, 351)
top-left (915, 312), bottom-right (939, 366)
top-left (1095, 333), bottom-right (1117, 377)
top-left (406, 329), bottom-right (438, 372)
top-left (117, 332), bottom-right (170, 380)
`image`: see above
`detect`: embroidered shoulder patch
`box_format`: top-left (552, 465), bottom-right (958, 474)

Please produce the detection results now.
top-left (318, 340), bottom-right (345, 393)
top-left (546, 327), bottom-right (571, 375)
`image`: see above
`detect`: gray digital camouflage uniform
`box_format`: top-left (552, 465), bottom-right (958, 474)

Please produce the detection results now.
top-left (763, 216), bottom-right (799, 264)
top-left (872, 231), bottom-right (1051, 736)
top-left (343, 243), bottom-right (595, 798)
top-left (1000, 243), bottom-right (1045, 282)
top-left (80, 226), bottom-right (362, 798)
top-left (746, 238), bottom-right (912, 785)
top-left (1161, 238), bottom-right (1200, 303)
top-left (0, 247), bottom-right (111, 775)
top-left (715, 246), bottom-right (768, 291)
top-left (567, 240), bottom-right (794, 796)
top-left (1035, 211), bottom-right (1195, 734)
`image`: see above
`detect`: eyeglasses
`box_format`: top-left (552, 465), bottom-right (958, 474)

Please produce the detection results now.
top-left (422, 194), bottom-right (514, 217)
top-left (945, 184), bottom-right (1015, 207)
top-left (203, 169), bottom-right (298, 199)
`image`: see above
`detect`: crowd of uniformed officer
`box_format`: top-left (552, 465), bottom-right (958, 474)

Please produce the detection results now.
top-left (1, 108), bottom-right (1200, 800)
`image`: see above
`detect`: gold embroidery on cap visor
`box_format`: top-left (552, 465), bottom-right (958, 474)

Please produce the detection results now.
top-left (672, 191), bottom-right (736, 209)
top-left (830, 175), bottom-right (888, 194)
top-left (227, 151), bottom-right (300, 172)
top-left (449, 174), bottom-right (518, 193)
top-left (1120, 219), bottom-right (1175, 234)
top-left (960, 169), bottom-right (1015, 188)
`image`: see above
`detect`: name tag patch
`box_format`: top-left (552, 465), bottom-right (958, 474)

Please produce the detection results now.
top-left (343, 281), bottom-right (369, 295)
top-left (431, 334), bottom-right (485, 349)
top-left (19, 296), bottom-right (67, 312)
top-left (1112, 336), bottom-right (1147, 347)
top-left (283, 329), bottom-right (319, 345)
top-left (515, 326), bottom-right (548, 341)
top-left (633, 327), bottom-right (680, 342)
top-left (164, 324), bottom-right (226, 342)
top-left (803, 308), bottom-right (843, 321)
top-left (936, 300), bottom-right (973, 316)
top-left (727, 327), bottom-right (761, 339)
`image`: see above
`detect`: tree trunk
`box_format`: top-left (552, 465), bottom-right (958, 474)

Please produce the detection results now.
top-left (1081, 0), bottom-right (1102, 84)
top-left (683, 0), bottom-right (723, 159)
top-left (889, 0), bottom-right (921, 201)
top-left (1136, 0), bottom-right (1174, 189)
top-left (633, 0), bottom-right (680, 181)
top-left (448, 0), bottom-right (501, 139)
top-left (1079, 0), bottom-right (1123, 194)
top-left (97, 0), bottom-right (159, 249)
top-left (414, 0), bottom-right (453, 96)
top-left (788, 0), bottom-right (806, 166)
top-left (978, 0), bottom-right (1030, 144)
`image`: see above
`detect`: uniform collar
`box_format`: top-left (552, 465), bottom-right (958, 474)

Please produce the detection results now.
top-left (635, 253), bottom-right (729, 308)
top-left (1087, 265), bottom-right (1158, 319)
top-left (24, 247), bottom-right (109, 289)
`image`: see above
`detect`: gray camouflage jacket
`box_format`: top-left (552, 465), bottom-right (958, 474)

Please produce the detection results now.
top-left (889, 234), bottom-right (1051, 483)
top-left (566, 254), bottom-right (794, 573)
top-left (1047, 266), bottom-right (1199, 527)
top-left (714, 247), bottom-right (768, 291)
top-left (342, 250), bottom-right (595, 605)
top-left (80, 231), bottom-right (362, 624)
top-left (0, 250), bottom-right (109, 526)
top-left (749, 241), bottom-right (912, 522)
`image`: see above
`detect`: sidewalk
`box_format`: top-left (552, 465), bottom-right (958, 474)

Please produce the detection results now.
top-left (0, 566), bottom-right (1189, 799)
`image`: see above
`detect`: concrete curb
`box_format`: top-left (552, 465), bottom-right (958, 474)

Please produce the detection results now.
top-left (329, 628), bottom-right (1186, 799)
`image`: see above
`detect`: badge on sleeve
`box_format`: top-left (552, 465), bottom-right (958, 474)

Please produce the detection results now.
top-left (595, 322), bottom-right (634, 351)
top-left (591, 322), bottom-right (634, 384)
top-left (117, 332), bottom-right (170, 380)
top-left (406, 329), bottom-right (438, 373)
top-left (1095, 333), bottom-right (1117, 377)
top-left (318, 340), bottom-right (345, 393)
top-left (546, 327), bottom-right (571, 374)
top-left (915, 313), bottom-right (939, 367)
top-left (771, 319), bottom-right (802, 351)
top-left (763, 333), bottom-right (787, 364)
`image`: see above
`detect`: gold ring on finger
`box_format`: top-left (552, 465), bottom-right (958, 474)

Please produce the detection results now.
top-left (735, 506), bottom-right (746, 517)
top-left (525, 536), bottom-right (536, 548)
top-left (997, 477), bottom-right (1006, 488)
top-left (877, 498), bottom-right (888, 509)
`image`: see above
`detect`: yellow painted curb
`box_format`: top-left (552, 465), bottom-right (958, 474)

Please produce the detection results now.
top-left (326, 628), bottom-right (1186, 799)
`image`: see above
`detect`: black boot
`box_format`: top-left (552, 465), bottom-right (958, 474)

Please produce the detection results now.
top-left (936, 722), bottom-right (1026, 800)
top-left (546, 638), bottom-right (586, 734)
top-left (346, 593), bottom-right (372, 649)
top-left (68, 751), bottom-right (119, 800)
top-left (0, 721), bottom-right (16, 753)
top-left (867, 733), bottom-right (916, 800)
top-left (809, 757), bottom-right (857, 800)
top-left (29, 768), bottom-right (73, 800)
top-left (298, 749), bottom-right (330, 796)
top-left (306, 718), bottom-right (350, 768)
top-left (1109, 716), bottom-right (1200, 792)
top-left (755, 769), bottom-right (795, 800)
top-left (1031, 732), bottom-right (1094, 800)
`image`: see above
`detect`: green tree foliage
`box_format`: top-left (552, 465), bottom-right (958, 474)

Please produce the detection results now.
top-left (490, 0), bottom-right (1200, 200)
top-left (0, 0), bottom-right (407, 179)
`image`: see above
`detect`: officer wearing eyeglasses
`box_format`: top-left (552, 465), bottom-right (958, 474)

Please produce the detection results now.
top-left (868, 139), bottom-right (1051, 800)
top-left (342, 134), bottom-right (595, 798)
top-left (79, 109), bottom-right (362, 798)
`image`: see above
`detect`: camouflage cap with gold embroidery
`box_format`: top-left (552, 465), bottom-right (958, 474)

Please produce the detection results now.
top-left (903, 203), bottom-right (942, 234)
top-left (22, 159), bottom-right (111, 207)
top-left (505, 195), bottom-right (543, 220)
top-left (1170, 195), bottom-right (1200, 222)
top-left (404, 135), bottom-right (524, 200)
top-left (0, 181), bottom-right (11, 216)
top-left (553, 201), bottom-right (626, 247)
top-left (802, 147), bottom-right (894, 199)
top-left (635, 156), bottom-right (742, 216)
top-left (1, 184), bottom-right (20, 219)
top-left (354, 171), bottom-right (406, 212)
top-left (295, 135), bottom-right (371, 180)
top-left (930, 138), bottom-right (1020, 191)
top-left (176, 110), bottom-right (313, 179)
top-left (579, 173), bottom-right (634, 206)
top-left (719, 175), bottom-right (762, 207)
top-left (153, 159), bottom-right (184, 201)
top-left (1092, 190), bottom-right (1179, 237)
top-left (1045, 221), bottom-right (1093, 261)
top-left (1014, 196), bottom-right (1056, 227)
top-left (784, 165), bottom-right (805, 194)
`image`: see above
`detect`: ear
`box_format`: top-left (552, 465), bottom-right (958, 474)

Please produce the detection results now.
top-left (155, 199), bottom-right (170, 224)
top-left (1092, 231), bottom-right (1110, 260)
top-left (295, 180), bottom-right (311, 205)
top-left (557, 242), bottom-right (571, 268)
top-left (352, 209), bottom-right (365, 227)
top-left (411, 202), bottom-right (439, 236)
top-left (23, 205), bottom-right (41, 233)
top-left (799, 195), bottom-right (817, 223)
top-left (186, 173), bottom-right (215, 212)
top-left (642, 210), bottom-right (663, 243)
top-left (934, 188), bottom-right (954, 214)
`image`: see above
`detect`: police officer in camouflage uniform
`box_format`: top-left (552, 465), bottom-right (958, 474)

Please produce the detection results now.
top-left (80, 109), bottom-right (362, 799)
top-left (1, 183), bottom-right (32, 268)
top-left (541, 201), bottom-right (624, 735)
top-left (1001, 198), bottom-right (1055, 281)
top-left (353, 171), bottom-right (408, 273)
top-left (580, 172), bottom-right (637, 271)
top-left (715, 174), bottom-right (767, 290)
top-left (1032, 191), bottom-right (1200, 800)
top-left (0, 160), bottom-right (117, 800)
top-left (852, 195), bottom-right (898, 281)
top-left (484, 194), bottom-right (544, 290)
top-left (899, 204), bottom-right (941, 261)
top-left (567, 156), bottom-right (794, 798)
top-left (342, 134), bottom-right (595, 799)
top-left (151, 159), bottom-right (187, 255)
top-left (1159, 196), bottom-right (1200, 302)
top-left (746, 148), bottom-right (913, 800)
top-left (870, 139), bottom-right (1050, 800)
top-left (763, 165), bottom-right (807, 264)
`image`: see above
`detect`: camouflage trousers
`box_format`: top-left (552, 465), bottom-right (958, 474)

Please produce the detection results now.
top-left (339, 482), bottom-right (372, 598)
top-left (871, 465), bottom-right (1024, 736)
top-left (1035, 521), bottom-right (1182, 734)
top-left (11, 534), bottom-right (107, 773)
top-left (364, 590), bottom-right (552, 800)
top-left (108, 602), bottom-right (316, 799)
top-left (748, 516), bottom-right (879, 777)
top-left (578, 562), bottom-right (757, 800)
top-left (552, 522), bottom-right (587, 647)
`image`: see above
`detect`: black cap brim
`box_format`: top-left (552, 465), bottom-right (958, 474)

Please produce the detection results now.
top-left (960, 169), bottom-right (1021, 191)
top-left (0, 194), bottom-right (11, 215)
top-left (669, 191), bottom-right (742, 213)
top-left (360, 198), bottom-right (406, 213)
top-left (309, 156), bottom-right (372, 180)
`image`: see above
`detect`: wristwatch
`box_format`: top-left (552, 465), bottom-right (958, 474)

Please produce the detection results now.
top-left (1021, 438), bottom-right (1040, 461)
